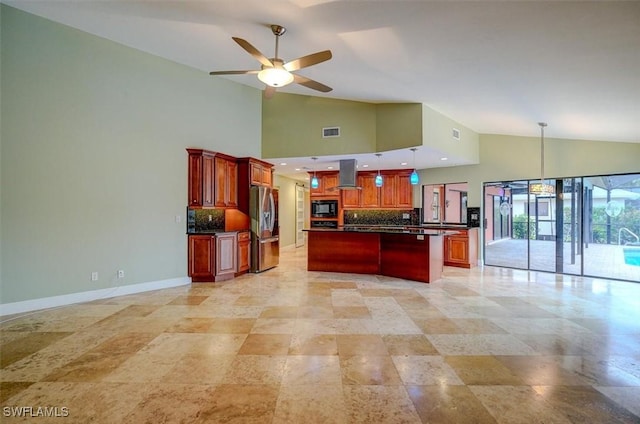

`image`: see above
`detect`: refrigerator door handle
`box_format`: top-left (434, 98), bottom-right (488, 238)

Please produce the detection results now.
top-left (260, 236), bottom-right (279, 244)
top-left (268, 192), bottom-right (276, 232)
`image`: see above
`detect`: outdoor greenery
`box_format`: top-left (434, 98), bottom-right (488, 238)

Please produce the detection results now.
top-left (512, 206), bottom-right (640, 244)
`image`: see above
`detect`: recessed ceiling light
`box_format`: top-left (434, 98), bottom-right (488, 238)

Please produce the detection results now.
top-left (440, 157), bottom-right (448, 161)
top-left (401, 162), bottom-right (408, 166)
top-left (295, 168), bottom-right (301, 171)
top-left (280, 162), bottom-right (287, 166)
top-left (327, 166), bottom-right (333, 169)
top-left (362, 164), bottom-right (369, 168)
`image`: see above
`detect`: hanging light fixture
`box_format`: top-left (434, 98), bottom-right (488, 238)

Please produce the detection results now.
top-left (310, 157), bottom-right (319, 189)
top-left (375, 153), bottom-right (383, 187)
top-left (409, 148), bottom-right (419, 185)
top-left (529, 122), bottom-right (555, 196)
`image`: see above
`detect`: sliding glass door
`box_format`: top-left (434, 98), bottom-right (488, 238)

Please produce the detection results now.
top-left (483, 173), bottom-right (640, 283)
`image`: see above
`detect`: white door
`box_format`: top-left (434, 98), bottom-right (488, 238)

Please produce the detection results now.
top-left (295, 185), bottom-right (305, 247)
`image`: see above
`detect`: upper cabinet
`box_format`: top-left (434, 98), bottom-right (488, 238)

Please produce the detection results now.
top-left (310, 171), bottom-right (339, 197)
top-left (236, 157), bottom-right (275, 215)
top-left (239, 158), bottom-right (273, 188)
top-left (339, 170), bottom-right (413, 209)
top-left (187, 149), bottom-right (238, 208)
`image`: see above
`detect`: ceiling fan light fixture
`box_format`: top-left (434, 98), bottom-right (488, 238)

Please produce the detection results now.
top-left (257, 67), bottom-right (294, 87)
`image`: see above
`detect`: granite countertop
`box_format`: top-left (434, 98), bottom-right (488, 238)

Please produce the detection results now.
top-left (304, 226), bottom-right (456, 236)
top-left (186, 229), bottom-right (247, 235)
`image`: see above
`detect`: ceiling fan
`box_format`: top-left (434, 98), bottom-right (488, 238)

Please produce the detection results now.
top-left (210, 24), bottom-right (333, 98)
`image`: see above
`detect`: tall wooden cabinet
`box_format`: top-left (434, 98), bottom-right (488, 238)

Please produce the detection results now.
top-left (187, 149), bottom-right (237, 208)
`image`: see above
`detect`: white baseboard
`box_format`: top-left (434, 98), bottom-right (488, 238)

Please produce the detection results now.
top-left (0, 277), bottom-right (191, 317)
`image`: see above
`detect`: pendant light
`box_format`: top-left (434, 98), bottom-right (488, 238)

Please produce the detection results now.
top-left (310, 157), bottom-right (319, 189)
top-left (375, 153), bottom-right (383, 187)
top-left (529, 123), bottom-right (554, 196)
top-left (409, 148), bottom-right (419, 185)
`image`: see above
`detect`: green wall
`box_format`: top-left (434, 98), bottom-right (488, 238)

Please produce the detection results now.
top-left (422, 106), bottom-right (480, 165)
top-left (375, 103), bottom-right (422, 151)
top-left (262, 93), bottom-right (376, 158)
top-left (1, 5), bottom-right (262, 303)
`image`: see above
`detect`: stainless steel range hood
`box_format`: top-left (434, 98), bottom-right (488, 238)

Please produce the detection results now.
top-left (336, 159), bottom-right (361, 190)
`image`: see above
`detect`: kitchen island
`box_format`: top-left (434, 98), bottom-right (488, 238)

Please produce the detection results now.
top-left (306, 227), bottom-right (450, 283)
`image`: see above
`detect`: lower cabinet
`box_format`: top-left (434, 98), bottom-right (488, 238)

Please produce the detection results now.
top-left (443, 228), bottom-right (478, 268)
top-left (188, 232), bottom-right (238, 282)
top-left (236, 231), bottom-right (251, 275)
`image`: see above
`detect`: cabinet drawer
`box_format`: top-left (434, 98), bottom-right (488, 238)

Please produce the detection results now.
top-left (238, 231), bottom-right (250, 241)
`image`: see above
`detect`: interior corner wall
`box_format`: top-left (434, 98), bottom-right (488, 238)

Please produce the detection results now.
top-left (262, 92), bottom-right (376, 159)
top-left (0, 5), bottom-right (262, 304)
top-left (422, 105), bottom-right (480, 164)
top-left (273, 174), bottom-right (300, 249)
top-left (375, 103), bottom-right (423, 151)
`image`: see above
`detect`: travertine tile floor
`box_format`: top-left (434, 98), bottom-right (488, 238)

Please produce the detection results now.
top-left (1, 246), bottom-right (639, 423)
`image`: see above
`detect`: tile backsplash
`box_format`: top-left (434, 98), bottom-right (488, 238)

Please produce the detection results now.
top-left (187, 208), bottom-right (225, 233)
top-left (344, 209), bottom-right (420, 226)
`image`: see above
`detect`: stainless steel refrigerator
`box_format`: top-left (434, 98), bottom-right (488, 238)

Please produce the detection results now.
top-left (249, 186), bottom-right (279, 272)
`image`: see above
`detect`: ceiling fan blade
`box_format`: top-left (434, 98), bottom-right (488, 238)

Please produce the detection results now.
top-left (293, 74), bottom-right (332, 93)
top-left (264, 85), bottom-right (276, 99)
top-left (284, 50), bottom-right (332, 72)
top-left (232, 37), bottom-right (273, 68)
top-left (209, 70), bottom-right (259, 75)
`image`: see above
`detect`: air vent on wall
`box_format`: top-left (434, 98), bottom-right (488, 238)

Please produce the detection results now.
top-left (452, 128), bottom-right (461, 141)
top-left (322, 127), bottom-right (340, 138)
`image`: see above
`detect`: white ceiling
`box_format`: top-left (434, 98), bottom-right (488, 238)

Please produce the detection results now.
top-left (5, 0), bottom-right (640, 180)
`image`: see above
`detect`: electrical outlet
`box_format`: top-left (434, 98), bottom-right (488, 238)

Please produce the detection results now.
top-left (117, 270), bottom-right (124, 279)
top-left (175, 215), bottom-right (181, 223)
top-left (208, 214), bottom-right (212, 222)
top-left (91, 272), bottom-right (98, 281)
top-left (354, 213), bottom-right (358, 218)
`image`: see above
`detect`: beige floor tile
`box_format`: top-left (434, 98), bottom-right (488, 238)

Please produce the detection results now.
top-left (238, 334), bottom-right (291, 355)
top-left (2, 246), bottom-right (639, 422)
top-left (392, 355), bottom-right (464, 385)
top-left (340, 355), bottom-right (402, 385)
top-left (407, 385), bottom-right (498, 423)
top-left (343, 385), bottom-right (421, 423)
top-left (273, 384), bottom-right (347, 424)
top-left (196, 384), bottom-right (279, 423)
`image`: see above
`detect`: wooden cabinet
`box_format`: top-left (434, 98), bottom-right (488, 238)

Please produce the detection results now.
top-left (188, 232), bottom-right (239, 282)
top-left (444, 228), bottom-right (478, 268)
top-left (359, 173), bottom-right (380, 208)
top-left (246, 159), bottom-right (273, 187)
top-left (215, 232), bottom-right (237, 279)
top-left (396, 173), bottom-right (413, 208)
top-left (214, 157), bottom-right (238, 208)
top-left (310, 171), bottom-right (339, 196)
top-left (187, 149), bottom-right (237, 208)
top-left (339, 170), bottom-right (413, 209)
top-left (341, 187), bottom-right (360, 208)
top-left (379, 173), bottom-right (397, 208)
top-left (188, 235), bottom-right (215, 281)
top-left (237, 231), bottom-right (250, 275)
top-left (237, 157), bottom-right (275, 215)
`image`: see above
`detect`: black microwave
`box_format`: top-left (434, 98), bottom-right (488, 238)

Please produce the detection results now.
top-left (311, 200), bottom-right (338, 218)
